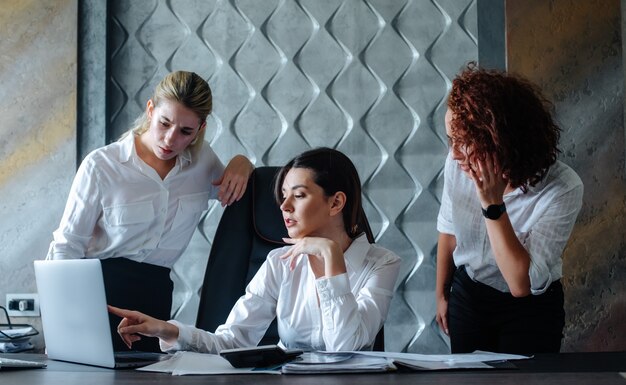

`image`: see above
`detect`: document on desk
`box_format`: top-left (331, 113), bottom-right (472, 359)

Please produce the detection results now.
top-left (392, 350), bottom-right (526, 370)
top-left (0, 326), bottom-right (36, 339)
top-left (281, 352), bottom-right (396, 374)
top-left (301, 350), bottom-right (530, 372)
top-left (137, 350), bottom-right (528, 375)
top-left (137, 351), bottom-right (280, 375)
top-left (357, 350), bottom-right (529, 362)
top-left (0, 326), bottom-right (38, 353)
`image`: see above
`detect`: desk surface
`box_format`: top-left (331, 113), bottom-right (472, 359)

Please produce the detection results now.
top-left (1, 352), bottom-right (625, 385)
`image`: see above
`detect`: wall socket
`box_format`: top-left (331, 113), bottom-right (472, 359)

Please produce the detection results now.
top-left (5, 293), bottom-right (40, 317)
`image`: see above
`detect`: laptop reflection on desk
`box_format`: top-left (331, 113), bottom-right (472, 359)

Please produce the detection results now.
top-left (34, 259), bottom-right (166, 369)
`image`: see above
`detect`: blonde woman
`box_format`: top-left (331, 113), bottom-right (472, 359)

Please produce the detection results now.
top-left (47, 71), bottom-right (254, 352)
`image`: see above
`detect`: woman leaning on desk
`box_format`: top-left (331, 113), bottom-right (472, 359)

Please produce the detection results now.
top-left (109, 147), bottom-right (401, 353)
top-left (46, 71), bottom-right (254, 352)
top-left (435, 63), bottom-right (583, 355)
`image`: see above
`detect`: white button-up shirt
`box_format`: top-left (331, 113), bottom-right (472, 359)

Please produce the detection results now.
top-left (437, 152), bottom-right (583, 294)
top-left (47, 134), bottom-right (224, 268)
top-left (162, 234), bottom-right (401, 352)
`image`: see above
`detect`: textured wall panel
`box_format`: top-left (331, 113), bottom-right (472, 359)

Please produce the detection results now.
top-left (108, 0), bottom-right (478, 353)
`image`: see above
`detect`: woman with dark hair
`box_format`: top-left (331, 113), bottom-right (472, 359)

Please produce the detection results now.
top-left (435, 63), bottom-right (583, 355)
top-left (109, 147), bottom-right (401, 353)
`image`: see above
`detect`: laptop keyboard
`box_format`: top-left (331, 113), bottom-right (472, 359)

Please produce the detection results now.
top-left (114, 352), bottom-right (166, 363)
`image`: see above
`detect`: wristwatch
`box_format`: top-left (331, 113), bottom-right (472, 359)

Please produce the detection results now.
top-left (482, 203), bottom-right (506, 220)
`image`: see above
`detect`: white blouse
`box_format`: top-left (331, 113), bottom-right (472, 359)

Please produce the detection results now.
top-left (46, 134), bottom-right (224, 268)
top-left (437, 152), bottom-right (583, 294)
top-left (161, 233), bottom-right (401, 353)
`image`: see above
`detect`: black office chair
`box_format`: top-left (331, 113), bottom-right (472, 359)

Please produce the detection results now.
top-left (195, 166), bottom-right (385, 350)
top-left (196, 167), bottom-right (286, 345)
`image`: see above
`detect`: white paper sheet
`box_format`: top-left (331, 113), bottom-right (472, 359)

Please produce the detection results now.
top-left (0, 327), bottom-right (36, 338)
top-left (137, 351), bottom-right (280, 375)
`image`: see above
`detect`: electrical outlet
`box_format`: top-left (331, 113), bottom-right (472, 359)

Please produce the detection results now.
top-left (5, 293), bottom-right (40, 317)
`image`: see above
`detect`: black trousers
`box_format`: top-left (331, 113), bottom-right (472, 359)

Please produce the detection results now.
top-left (101, 258), bottom-right (173, 353)
top-left (448, 266), bottom-right (565, 355)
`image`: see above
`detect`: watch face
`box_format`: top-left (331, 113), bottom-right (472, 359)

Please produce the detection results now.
top-left (485, 204), bottom-right (506, 219)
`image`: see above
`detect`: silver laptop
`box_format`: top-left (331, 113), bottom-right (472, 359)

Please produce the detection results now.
top-left (34, 259), bottom-right (165, 369)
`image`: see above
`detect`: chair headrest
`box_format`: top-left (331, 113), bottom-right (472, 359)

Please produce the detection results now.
top-left (252, 167), bottom-right (288, 244)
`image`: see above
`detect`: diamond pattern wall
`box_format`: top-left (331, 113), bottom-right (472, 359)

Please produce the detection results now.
top-left (108, 0), bottom-right (477, 353)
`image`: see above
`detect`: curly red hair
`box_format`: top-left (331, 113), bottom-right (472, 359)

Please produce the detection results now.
top-left (447, 63), bottom-right (561, 191)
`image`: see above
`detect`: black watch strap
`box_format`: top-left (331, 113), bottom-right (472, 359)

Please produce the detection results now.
top-left (482, 203), bottom-right (506, 220)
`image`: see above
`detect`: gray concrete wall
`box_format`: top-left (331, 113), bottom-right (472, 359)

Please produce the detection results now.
top-left (507, 0), bottom-right (626, 351)
top-left (0, 0), bottom-right (77, 350)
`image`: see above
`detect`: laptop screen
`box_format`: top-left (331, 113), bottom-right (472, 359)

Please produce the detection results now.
top-left (34, 259), bottom-right (117, 368)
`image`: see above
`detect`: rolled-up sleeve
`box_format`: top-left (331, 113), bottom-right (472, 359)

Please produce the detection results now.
top-left (526, 182), bottom-right (584, 294)
top-left (47, 156), bottom-right (101, 260)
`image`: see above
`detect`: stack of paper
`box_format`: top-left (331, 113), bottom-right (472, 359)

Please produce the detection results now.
top-left (350, 350), bottom-right (529, 371)
top-left (0, 341), bottom-right (33, 353)
top-left (0, 326), bottom-right (37, 353)
top-left (281, 352), bottom-right (396, 374)
top-left (282, 350), bottom-right (529, 373)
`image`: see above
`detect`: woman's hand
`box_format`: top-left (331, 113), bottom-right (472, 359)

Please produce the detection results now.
top-left (279, 237), bottom-right (347, 279)
top-left (435, 233), bottom-right (456, 336)
top-left (107, 305), bottom-right (179, 349)
top-left (435, 294), bottom-right (450, 336)
top-left (212, 155), bottom-right (254, 206)
top-left (468, 156), bottom-right (532, 296)
top-left (468, 154), bottom-right (508, 207)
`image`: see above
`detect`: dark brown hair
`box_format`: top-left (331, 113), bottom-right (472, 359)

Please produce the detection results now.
top-left (274, 147), bottom-right (371, 241)
top-left (447, 62), bottom-right (561, 191)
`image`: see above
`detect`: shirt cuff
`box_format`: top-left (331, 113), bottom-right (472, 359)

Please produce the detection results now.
top-left (158, 320), bottom-right (187, 352)
top-left (315, 273), bottom-right (351, 302)
top-left (529, 269), bottom-right (553, 295)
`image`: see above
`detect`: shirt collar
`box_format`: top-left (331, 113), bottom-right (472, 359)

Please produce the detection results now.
top-left (526, 165), bottom-right (555, 194)
top-left (120, 133), bottom-right (136, 163)
top-left (179, 147), bottom-right (192, 167)
top-left (508, 164), bottom-right (556, 196)
top-left (119, 132), bottom-right (193, 168)
top-left (344, 233), bottom-right (370, 272)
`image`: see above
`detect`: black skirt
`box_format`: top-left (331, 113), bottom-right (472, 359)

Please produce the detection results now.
top-left (101, 257), bottom-right (173, 353)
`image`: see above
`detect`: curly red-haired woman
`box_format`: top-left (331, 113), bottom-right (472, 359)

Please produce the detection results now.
top-left (435, 63), bottom-right (583, 355)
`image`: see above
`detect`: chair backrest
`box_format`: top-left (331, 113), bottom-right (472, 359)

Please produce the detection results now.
top-left (196, 167), bottom-right (286, 345)
top-left (196, 166), bottom-right (385, 350)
